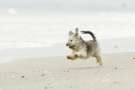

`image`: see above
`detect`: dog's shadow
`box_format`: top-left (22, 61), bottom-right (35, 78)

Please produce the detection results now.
top-left (68, 66), bottom-right (103, 71)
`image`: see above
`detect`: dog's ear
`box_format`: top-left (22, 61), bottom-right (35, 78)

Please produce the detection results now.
top-left (75, 27), bottom-right (79, 36)
top-left (69, 31), bottom-right (73, 36)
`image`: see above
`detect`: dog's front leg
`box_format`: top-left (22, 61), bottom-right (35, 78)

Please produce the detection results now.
top-left (67, 51), bottom-right (78, 60)
top-left (67, 54), bottom-right (78, 60)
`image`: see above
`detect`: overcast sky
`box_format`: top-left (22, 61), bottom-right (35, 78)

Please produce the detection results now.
top-left (0, 0), bottom-right (135, 13)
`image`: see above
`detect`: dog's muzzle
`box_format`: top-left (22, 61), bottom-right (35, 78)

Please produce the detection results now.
top-left (66, 43), bottom-right (69, 46)
top-left (66, 44), bottom-right (75, 49)
top-left (66, 43), bottom-right (76, 49)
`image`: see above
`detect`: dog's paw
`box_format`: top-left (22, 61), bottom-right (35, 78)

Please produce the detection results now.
top-left (67, 55), bottom-right (77, 60)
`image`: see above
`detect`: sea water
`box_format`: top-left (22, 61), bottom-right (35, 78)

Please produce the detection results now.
top-left (0, 12), bottom-right (135, 59)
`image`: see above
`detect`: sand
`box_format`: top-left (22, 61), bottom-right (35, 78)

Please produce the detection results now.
top-left (0, 52), bottom-right (135, 90)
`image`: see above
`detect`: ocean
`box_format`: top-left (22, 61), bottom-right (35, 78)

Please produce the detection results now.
top-left (0, 12), bottom-right (135, 59)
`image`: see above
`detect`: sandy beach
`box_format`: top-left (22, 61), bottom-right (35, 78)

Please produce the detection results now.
top-left (1, 0), bottom-right (135, 90)
top-left (0, 52), bottom-right (134, 90)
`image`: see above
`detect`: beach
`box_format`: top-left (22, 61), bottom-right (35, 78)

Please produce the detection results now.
top-left (0, 12), bottom-right (134, 90)
top-left (0, 0), bottom-right (135, 89)
top-left (0, 52), bottom-right (134, 90)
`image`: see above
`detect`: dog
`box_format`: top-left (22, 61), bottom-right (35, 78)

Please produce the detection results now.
top-left (66, 27), bottom-right (103, 65)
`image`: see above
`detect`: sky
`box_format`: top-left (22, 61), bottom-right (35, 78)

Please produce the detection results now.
top-left (0, 0), bottom-right (135, 14)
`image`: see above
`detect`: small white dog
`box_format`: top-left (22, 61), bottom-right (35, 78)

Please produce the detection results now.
top-left (66, 27), bottom-right (103, 65)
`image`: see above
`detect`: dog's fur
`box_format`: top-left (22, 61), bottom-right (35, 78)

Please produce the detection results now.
top-left (66, 27), bottom-right (103, 65)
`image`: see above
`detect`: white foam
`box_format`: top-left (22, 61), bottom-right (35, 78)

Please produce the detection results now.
top-left (0, 13), bottom-right (135, 49)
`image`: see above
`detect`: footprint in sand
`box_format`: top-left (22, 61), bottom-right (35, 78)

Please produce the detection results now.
top-left (132, 57), bottom-right (135, 62)
top-left (114, 67), bottom-right (118, 70)
top-left (64, 69), bottom-right (70, 72)
top-left (21, 75), bottom-right (25, 78)
top-left (41, 73), bottom-right (46, 77)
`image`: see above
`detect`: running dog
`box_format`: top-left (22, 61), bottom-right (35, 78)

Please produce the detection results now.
top-left (66, 27), bottom-right (103, 65)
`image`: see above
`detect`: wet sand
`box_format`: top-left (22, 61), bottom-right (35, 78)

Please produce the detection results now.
top-left (0, 52), bottom-right (135, 90)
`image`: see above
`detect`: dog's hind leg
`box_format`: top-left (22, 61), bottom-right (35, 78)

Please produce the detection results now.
top-left (95, 55), bottom-right (103, 66)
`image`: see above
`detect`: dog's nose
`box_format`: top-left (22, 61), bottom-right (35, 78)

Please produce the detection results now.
top-left (66, 43), bottom-right (69, 46)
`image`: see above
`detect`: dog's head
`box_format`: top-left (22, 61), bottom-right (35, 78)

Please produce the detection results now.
top-left (66, 27), bottom-right (83, 50)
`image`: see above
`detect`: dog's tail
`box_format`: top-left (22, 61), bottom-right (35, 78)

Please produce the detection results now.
top-left (81, 31), bottom-right (97, 42)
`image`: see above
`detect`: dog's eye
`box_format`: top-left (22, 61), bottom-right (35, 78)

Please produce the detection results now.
top-left (70, 40), bottom-right (73, 42)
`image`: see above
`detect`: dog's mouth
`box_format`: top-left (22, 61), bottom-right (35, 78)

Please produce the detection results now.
top-left (69, 45), bottom-right (75, 49)
top-left (66, 43), bottom-right (76, 49)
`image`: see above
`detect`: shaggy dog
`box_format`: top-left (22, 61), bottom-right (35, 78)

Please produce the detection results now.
top-left (66, 27), bottom-right (103, 65)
